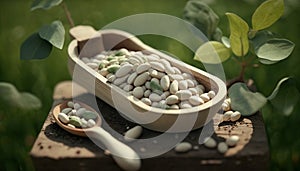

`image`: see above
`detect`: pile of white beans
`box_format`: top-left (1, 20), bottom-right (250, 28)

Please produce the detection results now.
top-left (81, 48), bottom-right (216, 109)
top-left (58, 101), bottom-right (98, 128)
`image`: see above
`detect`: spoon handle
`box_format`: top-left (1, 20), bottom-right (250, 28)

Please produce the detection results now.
top-left (88, 126), bottom-right (141, 171)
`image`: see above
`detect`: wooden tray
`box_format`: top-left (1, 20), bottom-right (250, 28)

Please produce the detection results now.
top-left (67, 29), bottom-right (227, 132)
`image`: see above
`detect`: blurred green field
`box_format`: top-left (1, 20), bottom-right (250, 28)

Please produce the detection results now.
top-left (0, 0), bottom-right (299, 170)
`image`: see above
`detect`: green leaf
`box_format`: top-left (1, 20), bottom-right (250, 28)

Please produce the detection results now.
top-left (256, 38), bottom-right (295, 63)
top-left (39, 20), bottom-right (65, 49)
top-left (252, 0), bottom-right (284, 31)
top-left (268, 77), bottom-right (299, 116)
top-left (20, 33), bottom-right (53, 60)
top-left (31, 0), bottom-right (63, 11)
top-left (251, 30), bottom-right (275, 50)
top-left (226, 13), bottom-right (249, 57)
top-left (0, 82), bottom-right (41, 110)
top-left (228, 83), bottom-right (267, 116)
top-left (221, 36), bottom-right (231, 48)
top-left (194, 41), bottom-right (231, 64)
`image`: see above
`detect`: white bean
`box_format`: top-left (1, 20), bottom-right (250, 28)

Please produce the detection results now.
top-left (189, 96), bottom-right (204, 106)
top-left (217, 142), bottom-right (228, 153)
top-left (141, 98), bottom-right (152, 106)
top-left (176, 90), bottom-right (192, 100)
top-left (200, 93), bottom-right (210, 102)
top-left (166, 95), bottom-right (179, 105)
top-left (149, 61), bottom-right (165, 72)
top-left (178, 80), bottom-right (188, 90)
top-left (226, 135), bottom-right (240, 146)
top-left (174, 142), bottom-right (192, 153)
top-left (132, 87), bottom-right (144, 99)
top-left (58, 113), bottom-right (69, 124)
top-left (203, 137), bottom-right (217, 148)
top-left (223, 111), bottom-right (233, 121)
top-left (144, 89), bottom-right (151, 97)
top-left (149, 93), bottom-right (162, 102)
top-left (134, 72), bottom-right (150, 86)
top-left (160, 75), bottom-right (170, 91)
top-left (113, 74), bottom-right (129, 86)
top-left (207, 90), bottom-right (216, 99)
top-left (127, 72), bottom-right (138, 85)
top-left (170, 80), bottom-right (179, 95)
top-left (115, 63), bottom-right (133, 77)
top-left (124, 126), bottom-right (143, 142)
top-left (231, 111), bottom-right (241, 121)
top-left (87, 119), bottom-right (96, 128)
top-left (186, 79), bottom-right (195, 88)
top-left (136, 63), bottom-right (151, 74)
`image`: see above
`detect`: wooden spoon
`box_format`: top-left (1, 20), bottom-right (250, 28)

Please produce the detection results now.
top-left (52, 100), bottom-right (141, 171)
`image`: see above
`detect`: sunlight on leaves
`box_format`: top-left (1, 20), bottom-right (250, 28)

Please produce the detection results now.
top-left (221, 36), bottom-right (231, 48)
top-left (20, 33), bottom-right (53, 60)
top-left (268, 77), bottom-right (299, 116)
top-left (39, 20), bottom-right (65, 49)
top-left (226, 13), bottom-right (249, 57)
top-left (256, 38), bottom-right (295, 63)
top-left (229, 83), bottom-right (267, 116)
top-left (252, 0), bottom-right (284, 31)
top-left (31, 0), bottom-right (63, 11)
top-left (194, 41), bottom-right (231, 64)
top-left (0, 82), bottom-right (41, 110)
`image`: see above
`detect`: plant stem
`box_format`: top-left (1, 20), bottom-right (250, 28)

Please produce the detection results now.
top-left (61, 2), bottom-right (75, 27)
top-left (238, 62), bottom-right (247, 81)
top-left (226, 57), bottom-right (248, 88)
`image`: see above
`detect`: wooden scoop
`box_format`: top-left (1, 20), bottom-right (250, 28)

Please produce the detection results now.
top-left (52, 101), bottom-right (141, 171)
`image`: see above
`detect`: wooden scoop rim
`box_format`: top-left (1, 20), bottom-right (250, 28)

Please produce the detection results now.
top-left (52, 100), bottom-right (102, 137)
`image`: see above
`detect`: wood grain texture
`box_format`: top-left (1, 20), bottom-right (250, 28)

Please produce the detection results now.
top-left (30, 81), bottom-right (269, 171)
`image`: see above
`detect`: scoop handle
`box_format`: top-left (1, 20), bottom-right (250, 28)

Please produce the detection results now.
top-left (88, 126), bottom-right (141, 171)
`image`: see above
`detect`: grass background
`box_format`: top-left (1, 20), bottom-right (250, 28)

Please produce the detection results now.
top-left (0, 0), bottom-right (299, 170)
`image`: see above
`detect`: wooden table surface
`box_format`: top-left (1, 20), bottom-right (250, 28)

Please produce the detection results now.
top-left (30, 81), bottom-right (269, 171)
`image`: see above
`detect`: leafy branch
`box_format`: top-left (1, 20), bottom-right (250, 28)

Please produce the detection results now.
top-left (20, 0), bottom-right (74, 60)
top-left (185, 0), bottom-right (299, 116)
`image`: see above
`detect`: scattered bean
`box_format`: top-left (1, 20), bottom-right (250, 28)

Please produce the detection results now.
top-left (217, 142), bottom-right (228, 153)
top-left (231, 111), bottom-right (241, 121)
top-left (124, 126), bottom-right (143, 142)
top-left (174, 142), bottom-right (192, 153)
top-left (223, 111), bottom-right (233, 121)
top-left (226, 135), bottom-right (240, 147)
top-left (203, 137), bottom-right (217, 148)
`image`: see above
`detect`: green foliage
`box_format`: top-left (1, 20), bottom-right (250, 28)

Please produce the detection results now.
top-left (228, 83), bottom-right (267, 116)
top-left (189, 0), bottom-right (297, 116)
top-left (20, 33), bottom-right (53, 60)
top-left (21, 0), bottom-right (66, 60)
top-left (256, 38), bottom-right (295, 63)
top-left (31, 0), bottom-right (63, 11)
top-left (252, 0), bottom-right (284, 31)
top-left (268, 77), bottom-right (299, 116)
top-left (0, 82), bottom-right (41, 110)
top-left (39, 20), bottom-right (65, 49)
top-left (194, 41), bottom-right (231, 64)
top-left (226, 13), bottom-right (249, 57)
